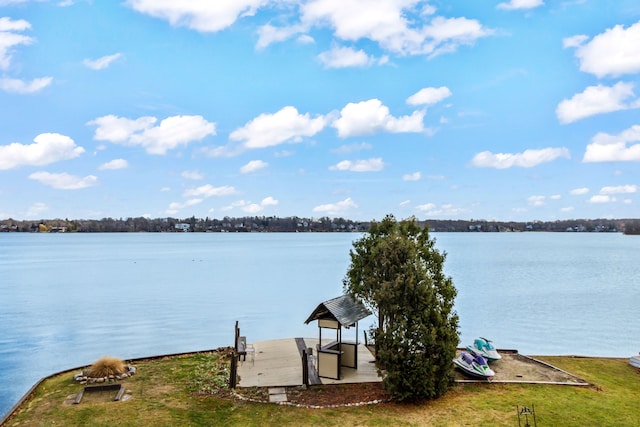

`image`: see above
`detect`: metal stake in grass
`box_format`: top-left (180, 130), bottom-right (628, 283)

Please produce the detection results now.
top-left (516, 404), bottom-right (537, 427)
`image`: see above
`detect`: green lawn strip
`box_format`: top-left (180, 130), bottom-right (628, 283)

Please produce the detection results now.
top-left (4, 353), bottom-right (640, 426)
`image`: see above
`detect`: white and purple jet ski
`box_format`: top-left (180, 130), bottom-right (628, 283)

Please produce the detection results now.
top-left (466, 337), bottom-right (501, 362)
top-left (453, 351), bottom-right (495, 379)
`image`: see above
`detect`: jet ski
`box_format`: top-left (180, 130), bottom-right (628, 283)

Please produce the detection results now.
top-left (466, 337), bottom-right (501, 362)
top-left (453, 351), bottom-right (495, 379)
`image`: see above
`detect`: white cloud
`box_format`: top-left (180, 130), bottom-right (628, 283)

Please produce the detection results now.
top-left (243, 203), bottom-right (263, 214)
top-left (589, 195), bottom-right (614, 204)
top-left (0, 17), bottom-right (33, 70)
top-left (28, 171), bottom-right (98, 190)
top-left (317, 46), bottom-right (376, 69)
top-left (181, 170), bottom-right (204, 180)
top-left (0, 17), bottom-right (30, 31)
top-left (165, 198), bottom-right (203, 215)
top-left (261, 196), bottom-right (278, 206)
top-left (219, 196), bottom-right (278, 214)
top-left (83, 53), bottom-right (122, 70)
top-left (221, 200), bottom-right (249, 211)
top-left (599, 185), bottom-right (637, 195)
top-left (416, 203), bottom-right (436, 212)
top-left (583, 125), bottom-right (640, 162)
top-left (471, 147), bottom-right (570, 169)
top-left (0, 133), bottom-right (84, 170)
top-left (98, 158), bottom-right (128, 170)
top-left (0, 77), bottom-right (52, 93)
top-left (329, 158), bottom-right (384, 172)
top-left (128, 1), bottom-right (491, 59)
top-left (275, 150), bottom-right (294, 158)
top-left (422, 16), bottom-right (492, 58)
top-left (550, 194), bottom-right (561, 200)
top-left (415, 203), bottom-right (436, 212)
top-left (256, 23), bottom-right (306, 50)
top-left (415, 203), bottom-right (465, 217)
top-left (561, 206), bottom-right (574, 213)
top-left (200, 146), bottom-right (229, 158)
top-left (331, 142), bottom-right (372, 154)
top-left (183, 184), bottom-right (237, 198)
top-left (126, 0), bottom-right (267, 33)
top-left (528, 195), bottom-right (546, 206)
top-left (562, 34), bottom-right (588, 49)
top-left (570, 187), bottom-right (589, 195)
top-left (230, 106), bottom-right (327, 150)
top-left (402, 172), bottom-right (421, 181)
top-left (255, 1), bottom-right (491, 59)
top-left (88, 114), bottom-right (216, 155)
top-left (240, 160), bottom-right (268, 174)
top-left (301, 1), bottom-right (491, 58)
top-left (406, 86), bottom-right (451, 106)
top-left (332, 99), bottom-right (425, 137)
top-left (556, 82), bottom-right (638, 124)
top-left (312, 197), bottom-right (358, 215)
top-left (0, 18), bottom-right (52, 97)
top-left (497, 0), bottom-right (544, 10)
top-left (243, 196), bottom-right (279, 213)
top-left (567, 20), bottom-right (640, 78)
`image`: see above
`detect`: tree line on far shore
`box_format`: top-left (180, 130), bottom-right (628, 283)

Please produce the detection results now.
top-left (0, 215), bottom-right (638, 234)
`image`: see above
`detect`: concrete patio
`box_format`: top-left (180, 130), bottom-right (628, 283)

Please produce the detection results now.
top-left (236, 338), bottom-right (382, 388)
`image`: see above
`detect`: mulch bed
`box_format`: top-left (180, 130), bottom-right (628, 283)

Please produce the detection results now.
top-left (232, 382), bottom-right (390, 406)
top-left (285, 382), bottom-right (389, 406)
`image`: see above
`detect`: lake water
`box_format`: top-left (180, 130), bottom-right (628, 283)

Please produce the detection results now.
top-left (1, 231), bottom-right (639, 417)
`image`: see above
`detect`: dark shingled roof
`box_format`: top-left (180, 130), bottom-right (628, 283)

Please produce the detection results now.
top-left (304, 294), bottom-right (371, 327)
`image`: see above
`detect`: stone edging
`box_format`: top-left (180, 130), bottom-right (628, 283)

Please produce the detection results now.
top-left (231, 391), bottom-right (390, 409)
top-left (73, 366), bottom-right (137, 384)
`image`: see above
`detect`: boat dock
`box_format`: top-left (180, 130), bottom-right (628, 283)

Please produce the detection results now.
top-left (236, 338), bottom-right (381, 388)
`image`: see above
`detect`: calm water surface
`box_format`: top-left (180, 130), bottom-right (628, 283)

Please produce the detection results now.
top-left (1, 232), bottom-right (639, 417)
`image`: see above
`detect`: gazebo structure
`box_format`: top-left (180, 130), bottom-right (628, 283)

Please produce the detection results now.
top-left (304, 294), bottom-right (372, 380)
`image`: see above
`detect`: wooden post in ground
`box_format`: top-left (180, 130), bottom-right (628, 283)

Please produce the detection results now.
top-left (231, 321), bottom-right (239, 389)
top-left (302, 349), bottom-right (309, 387)
top-left (230, 355), bottom-right (237, 389)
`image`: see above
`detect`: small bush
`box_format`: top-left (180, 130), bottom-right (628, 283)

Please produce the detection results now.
top-left (85, 356), bottom-right (127, 378)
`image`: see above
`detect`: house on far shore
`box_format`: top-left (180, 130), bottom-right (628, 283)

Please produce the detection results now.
top-left (175, 223), bottom-right (190, 232)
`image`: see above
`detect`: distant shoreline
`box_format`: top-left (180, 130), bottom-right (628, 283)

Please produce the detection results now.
top-left (2, 216), bottom-right (638, 233)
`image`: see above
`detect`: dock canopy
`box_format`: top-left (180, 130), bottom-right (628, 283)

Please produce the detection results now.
top-left (304, 294), bottom-right (372, 380)
top-left (304, 294), bottom-right (371, 327)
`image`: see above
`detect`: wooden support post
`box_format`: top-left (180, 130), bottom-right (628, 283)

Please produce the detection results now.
top-left (302, 349), bottom-right (309, 387)
top-left (230, 356), bottom-right (237, 389)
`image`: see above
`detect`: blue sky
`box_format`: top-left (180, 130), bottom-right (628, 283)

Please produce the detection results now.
top-left (1, 0), bottom-right (640, 222)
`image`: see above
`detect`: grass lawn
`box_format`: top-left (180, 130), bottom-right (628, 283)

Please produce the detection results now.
top-left (4, 352), bottom-right (640, 426)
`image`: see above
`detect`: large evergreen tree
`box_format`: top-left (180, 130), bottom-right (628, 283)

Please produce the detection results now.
top-left (344, 214), bottom-right (459, 401)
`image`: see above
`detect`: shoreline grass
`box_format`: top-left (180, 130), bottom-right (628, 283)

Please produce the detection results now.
top-left (3, 353), bottom-right (639, 426)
